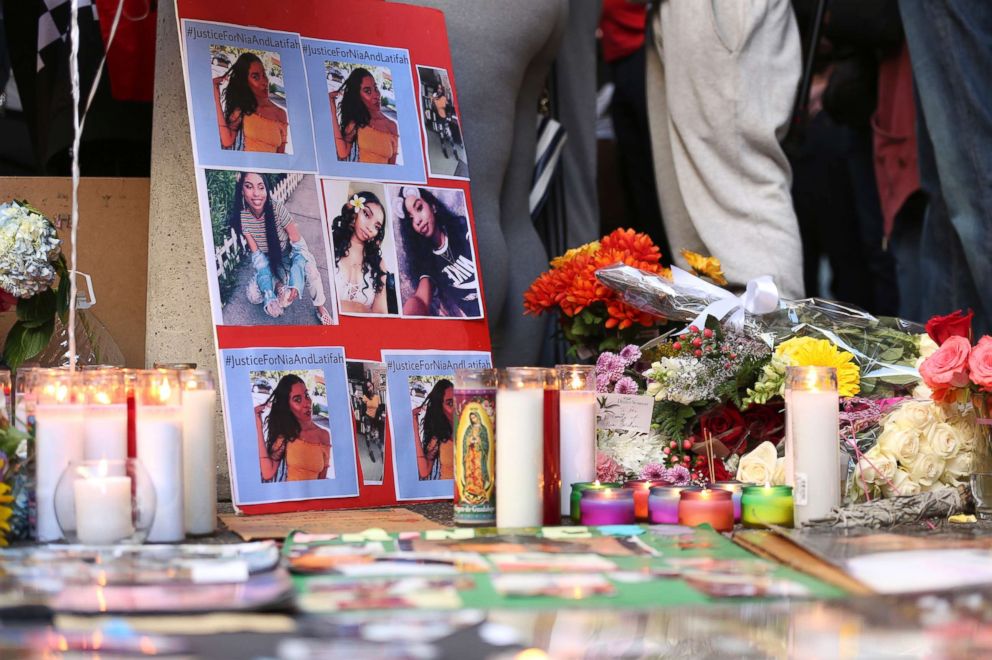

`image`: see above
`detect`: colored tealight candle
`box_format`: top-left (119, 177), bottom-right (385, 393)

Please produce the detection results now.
top-left (579, 487), bottom-right (635, 526)
top-left (648, 486), bottom-right (684, 524)
top-left (569, 481), bottom-right (620, 523)
top-left (678, 487), bottom-right (734, 532)
top-left (624, 479), bottom-right (666, 521)
top-left (712, 480), bottom-right (744, 522)
top-left (741, 485), bottom-right (795, 528)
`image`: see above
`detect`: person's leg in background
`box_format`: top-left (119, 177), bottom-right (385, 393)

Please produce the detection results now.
top-left (899, 0), bottom-right (992, 335)
top-left (647, 0), bottom-right (805, 298)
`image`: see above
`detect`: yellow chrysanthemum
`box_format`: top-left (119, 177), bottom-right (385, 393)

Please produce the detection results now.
top-left (680, 249), bottom-right (728, 286)
top-left (775, 337), bottom-right (861, 397)
top-left (0, 482), bottom-right (13, 547)
top-left (550, 240), bottom-right (600, 268)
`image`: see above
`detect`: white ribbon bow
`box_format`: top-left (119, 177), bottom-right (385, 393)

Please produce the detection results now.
top-left (670, 266), bottom-right (781, 331)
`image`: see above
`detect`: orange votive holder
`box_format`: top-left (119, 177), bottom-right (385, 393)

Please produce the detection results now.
top-left (623, 479), bottom-right (667, 521)
top-left (677, 487), bottom-right (734, 533)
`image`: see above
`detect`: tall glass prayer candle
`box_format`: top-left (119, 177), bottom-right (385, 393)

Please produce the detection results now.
top-left (33, 369), bottom-right (85, 542)
top-left (81, 369), bottom-right (128, 461)
top-left (557, 365), bottom-right (597, 517)
top-left (580, 487), bottom-right (635, 526)
top-left (624, 479), bottom-right (666, 521)
top-left (0, 368), bottom-right (11, 429)
top-left (570, 481), bottom-right (620, 522)
top-left (542, 369), bottom-right (561, 526)
top-left (123, 369), bottom-right (138, 459)
top-left (784, 366), bottom-right (839, 525)
top-left (452, 368), bottom-right (497, 527)
top-left (496, 368), bottom-right (548, 528)
top-left (181, 369), bottom-right (217, 535)
top-left (678, 487), bottom-right (734, 532)
top-left (136, 369), bottom-right (185, 542)
top-left (648, 485), bottom-right (685, 524)
top-left (741, 485), bottom-right (795, 528)
top-left (712, 480), bottom-right (745, 522)
top-left (13, 367), bottom-right (42, 433)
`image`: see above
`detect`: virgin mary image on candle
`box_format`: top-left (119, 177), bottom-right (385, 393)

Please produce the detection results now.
top-left (253, 370), bottom-right (334, 482)
top-left (410, 375), bottom-right (454, 480)
top-left (455, 404), bottom-right (494, 504)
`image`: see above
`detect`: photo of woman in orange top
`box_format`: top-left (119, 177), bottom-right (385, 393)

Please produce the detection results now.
top-left (256, 374), bottom-right (332, 482)
top-left (329, 66), bottom-right (399, 164)
top-left (213, 51), bottom-right (289, 153)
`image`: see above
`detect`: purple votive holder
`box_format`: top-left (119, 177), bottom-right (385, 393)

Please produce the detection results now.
top-left (712, 480), bottom-right (744, 522)
top-left (579, 487), bottom-right (635, 525)
top-left (648, 486), bottom-right (685, 524)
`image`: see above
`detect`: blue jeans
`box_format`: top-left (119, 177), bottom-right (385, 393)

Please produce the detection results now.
top-left (252, 244), bottom-right (308, 303)
top-left (899, 0), bottom-right (992, 335)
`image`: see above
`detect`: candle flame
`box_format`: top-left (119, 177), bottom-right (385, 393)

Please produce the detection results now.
top-left (57, 635), bottom-right (69, 652)
top-left (158, 377), bottom-right (172, 403)
top-left (139, 637), bottom-right (158, 655)
top-left (593, 480), bottom-right (600, 487)
top-left (570, 374), bottom-right (583, 390)
top-left (96, 586), bottom-right (107, 612)
top-left (95, 391), bottom-right (112, 405)
top-left (97, 459), bottom-right (109, 478)
top-left (55, 383), bottom-right (70, 403)
top-left (92, 629), bottom-right (103, 651)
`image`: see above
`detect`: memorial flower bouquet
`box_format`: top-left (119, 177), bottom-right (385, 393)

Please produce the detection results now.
top-left (0, 200), bottom-right (70, 369)
top-left (523, 229), bottom-right (668, 357)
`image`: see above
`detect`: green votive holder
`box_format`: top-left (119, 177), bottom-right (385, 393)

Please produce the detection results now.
top-left (569, 481), bottom-right (620, 523)
top-left (741, 485), bottom-right (794, 528)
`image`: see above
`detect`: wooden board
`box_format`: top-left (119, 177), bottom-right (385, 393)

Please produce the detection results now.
top-left (220, 507), bottom-right (444, 541)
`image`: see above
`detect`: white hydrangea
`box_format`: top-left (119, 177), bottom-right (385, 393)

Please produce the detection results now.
top-left (0, 201), bottom-right (61, 298)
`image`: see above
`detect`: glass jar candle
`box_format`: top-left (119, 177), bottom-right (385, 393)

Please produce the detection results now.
top-left (712, 480), bottom-right (744, 522)
top-left (741, 484), bottom-right (795, 528)
top-left (570, 481), bottom-right (620, 522)
top-left (648, 485), bottom-right (685, 524)
top-left (33, 369), bottom-right (85, 542)
top-left (453, 368), bottom-right (497, 527)
top-left (579, 487), bottom-right (635, 526)
top-left (135, 369), bottom-right (184, 542)
top-left (180, 369), bottom-right (217, 536)
top-left (557, 365), bottom-right (597, 517)
top-left (784, 366), bottom-right (839, 525)
top-left (81, 368), bottom-right (128, 461)
top-left (678, 487), bottom-right (734, 532)
top-left (624, 479), bottom-right (666, 521)
top-left (496, 368), bottom-right (549, 528)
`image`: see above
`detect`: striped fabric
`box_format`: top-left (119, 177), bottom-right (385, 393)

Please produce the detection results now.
top-left (529, 114), bottom-right (567, 220)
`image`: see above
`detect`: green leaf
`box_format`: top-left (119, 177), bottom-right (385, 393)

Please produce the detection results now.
top-left (15, 289), bottom-right (57, 328)
top-left (55, 255), bottom-right (71, 320)
top-left (3, 319), bottom-right (55, 369)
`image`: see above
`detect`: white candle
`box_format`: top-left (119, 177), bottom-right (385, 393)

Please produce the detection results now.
top-left (784, 368), bottom-right (840, 525)
top-left (74, 469), bottom-right (133, 545)
top-left (496, 376), bottom-right (545, 528)
top-left (182, 386), bottom-right (217, 535)
top-left (558, 390), bottom-right (597, 515)
top-left (83, 403), bottom-right (128, 461)
top-left (137, 406), bottom-right (185, 542)
top-left (35, 403), bottom-right (85, 542)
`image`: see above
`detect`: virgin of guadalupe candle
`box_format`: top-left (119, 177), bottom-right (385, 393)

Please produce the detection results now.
top-left (453, 368), bottom-right (497, 527)
top-left (136, 369), bottom-right (185, 542)
top-left (496, 368), bottom-right (548, 528)
top-left (557, 365), bottom-right (597, 517)
top-left (33, 370), bottom-right (85, 542)
top-left (648, 486), bottom-right (685, 524)
top-left (624, 479), bottom-right (667, 521)
top-left (570, 481), bottom-right (621, 522)
top-left (180, 369), bottom-right (217, 535)
top-left (784, 366), bottom-right (839, 525)
top-left (678, 488), bottom-right (734, 532)
top-left (542, 370), bottom-right (561, 526)
top-left (580, 487), bottom-right (635, 525)
top-left (741, 485), bottom-right (795, 528)
top-left (82, 369), bottom-right (128, 461)
top-left (712, 481), bottom-right (745, 522)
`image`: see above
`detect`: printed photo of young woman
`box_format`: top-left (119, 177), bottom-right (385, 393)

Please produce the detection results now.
top-left (327, 62), bottom-right (402, 165)
top-left (347, 360), bottom-right (388, 484)
top-left (417, 65), bottom-right (468, 179)
top-left (408, 375), bottom-right (455, 481)
top-left (322, 179), bottom-right (400, 317)
top-left (210, 45), bottom-right (292, 154)
top-left (387, 185), bottom-right (482, 319)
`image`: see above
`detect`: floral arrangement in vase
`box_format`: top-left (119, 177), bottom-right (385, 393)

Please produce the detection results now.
top-left (0, 200), bottom-right (70, 369)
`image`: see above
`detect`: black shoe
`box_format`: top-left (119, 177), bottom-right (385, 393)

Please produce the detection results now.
top-left (442, 147), bottom-right (448, 158)
top-left (369, 447), bottom-right (376, 463)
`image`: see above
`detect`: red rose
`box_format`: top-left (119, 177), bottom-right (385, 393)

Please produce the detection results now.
top-left (697, 457), bottom-right (733, 483)
top-left (926, 309), bottom-right (974, 345)
top-left (698, 404), bottom-right (747, 454)
top-left (742, 403), bottom-right (785, 449)
top-left (0, 288), bottom-right (17, 313)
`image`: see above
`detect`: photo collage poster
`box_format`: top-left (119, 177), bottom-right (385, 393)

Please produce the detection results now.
top-left (176, 0), bottom-right (491, 513)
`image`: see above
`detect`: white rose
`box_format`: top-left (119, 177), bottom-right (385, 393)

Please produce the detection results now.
top-left (949, 419), bottom-right (979, 453)
top-left (882, 469), bottom-right (921, 497)
top-left (919, 333), bottom-right (940, 359)
top-left (923, 422), bottom-right (962, 460)
top-left (855, 447), bottom-right (897, 484)
top-left (772, 457), bottom-right (786, 486)
top-left (888, 400), bottom-right (944, 432)
top-left (943, 453), bottom-right (974, 480)
top-left (877, 427), bottom-right (921, 465)
top-left (908, 453), bottom-right (946, 487)
top-left (912, 382), bottom-right (934, 400)
top-left (736, 441), bottom-right (778, 485)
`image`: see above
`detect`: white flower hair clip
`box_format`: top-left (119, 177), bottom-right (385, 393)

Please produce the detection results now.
top-left (349, 194), bottom-right (367, 212)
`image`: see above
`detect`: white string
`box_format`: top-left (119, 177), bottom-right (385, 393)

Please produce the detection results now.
top-left (67, 0), bottom-right (127, 370)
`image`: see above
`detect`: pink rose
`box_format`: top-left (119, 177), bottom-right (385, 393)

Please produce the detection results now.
top-left (919, 335), bottom-right (971, 396)
top-left (969, 336), bottom-right (992, 392)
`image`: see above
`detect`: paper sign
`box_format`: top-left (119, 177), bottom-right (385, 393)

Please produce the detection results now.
top-left (596, 394), bottom-right (655, 434)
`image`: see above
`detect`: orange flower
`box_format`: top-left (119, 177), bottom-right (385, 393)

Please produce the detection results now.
top-left (523, 271), bottom-right (559, 315)
top-left (680, 249), bottom-right (727, 286)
